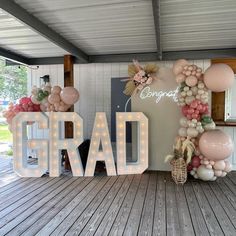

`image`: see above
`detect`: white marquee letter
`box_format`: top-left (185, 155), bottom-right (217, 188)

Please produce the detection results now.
top-left (85, 112), bottom-right (116, 176)
top-left (49, 112), bottom-right (84, 177)
top-left (116, 112), bottom-right (148, 175)
top-left (12, 112), bottom-right (49, 177)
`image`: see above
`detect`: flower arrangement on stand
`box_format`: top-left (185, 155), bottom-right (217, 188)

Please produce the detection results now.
top-left (123, 60), bottom-right (158, 95)
top-left (166, 59), bottom-right (234, 184)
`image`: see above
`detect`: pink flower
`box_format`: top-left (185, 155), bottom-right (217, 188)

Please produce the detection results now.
top-left (146, 77), bottom-right (153, 85)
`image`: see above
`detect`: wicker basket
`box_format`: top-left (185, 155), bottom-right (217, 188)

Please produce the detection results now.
top-left (170, 156), bottom-right (187, 185)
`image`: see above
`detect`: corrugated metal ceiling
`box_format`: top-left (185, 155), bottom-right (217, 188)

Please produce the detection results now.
top-left (1, 0), bottom-right (236, 59)
top-left (0, 9), bottom-right (68, 58)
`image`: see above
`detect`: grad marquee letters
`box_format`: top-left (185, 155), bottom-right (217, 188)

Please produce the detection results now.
top-left (12, 112), bottom-right (148, 177)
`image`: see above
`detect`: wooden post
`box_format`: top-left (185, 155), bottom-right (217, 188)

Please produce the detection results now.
top-left (64, 55), bottom-right (74, 170)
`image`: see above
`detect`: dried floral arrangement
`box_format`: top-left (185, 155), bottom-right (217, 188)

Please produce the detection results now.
top-left (123, 60), bottom-right (159, 96)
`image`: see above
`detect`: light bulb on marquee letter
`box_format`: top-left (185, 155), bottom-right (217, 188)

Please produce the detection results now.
top-left (85, 112), bottom-right (116, 176)
top-left (116, 112), bottom-right (148, 175)
top-left (12, 112), bottom-right (49, 177)
top-left (49, 112), bottom-right (84, 177)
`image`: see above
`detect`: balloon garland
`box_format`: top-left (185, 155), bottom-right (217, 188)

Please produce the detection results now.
top-left (3, 81), bottom-right (80, 132)
top-left (166, 59), bottom-right (234, 184)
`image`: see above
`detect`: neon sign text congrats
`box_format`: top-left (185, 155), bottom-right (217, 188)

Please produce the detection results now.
top-left (139, 86), bottom-right (179, 103)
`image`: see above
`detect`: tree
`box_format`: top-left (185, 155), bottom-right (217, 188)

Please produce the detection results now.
top-left (0, 59), bottom-right (27, 101)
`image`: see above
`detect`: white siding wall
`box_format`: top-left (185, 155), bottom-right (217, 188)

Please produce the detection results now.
top-left (27, 60), bottom-right (236, 170)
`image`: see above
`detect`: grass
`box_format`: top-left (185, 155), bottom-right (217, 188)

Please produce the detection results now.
top-left (0, 124), bottom-right (12, 143)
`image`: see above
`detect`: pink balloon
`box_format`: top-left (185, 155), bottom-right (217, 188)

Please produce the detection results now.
top-left (199, 130), bottom-right (234, 161)
top-left (191, 156), bottom-right (201, 168)
top-left (204, 64), bottom-right (234, 92)
top-left (224, 160), bottom-right (232, 172)
top-left (48, 94), bottom-right (60, 104)
top-left (182, 106), bottom-right (188, 116)
top-left (176, 73), bottom-right (186, 83)
top-left (213, 160), bottom-right (226, 171)
top-left (19, 97), bottom-right (31, 105)
top-left (185, 76), bottom-right (198, 87)
top-left (40, 104), bottom-right (47, 112)
top-left (190, 100), bottom-right (198, 109)
top-left (60, 87), bottom-right (80, 105)
top-left (51, 86), bottom-right (62, 94)
top-left (187, 108), bottom-right (194, 114)
top-left (186, 114), bottom-right (192, 120)
top-left (173, 59), bottom-right (189, 75)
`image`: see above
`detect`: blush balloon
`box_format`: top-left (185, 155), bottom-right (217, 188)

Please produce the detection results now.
top-left (204, 64), bottom-right (234, 92)
top-left (185, 76), bottom-right (198, 87)
top-left (48, 94), bottom-right (60, 104)
top-left (176, 73), bottom-right (186, 83)
top-left (173, 59), bottom-right (189, 75)
top-left (199, 130), bottom-right (234, 161)
top-left (51, 86), bottom-right (62, 94)
top-left (60, 87), bottom-right (80, 105)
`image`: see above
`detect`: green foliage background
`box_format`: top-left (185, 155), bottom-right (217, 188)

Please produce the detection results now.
top-left (0, 59), bottom-right (27, 101)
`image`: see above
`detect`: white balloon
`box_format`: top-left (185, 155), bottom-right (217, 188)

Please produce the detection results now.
top-left (185, 96), bottom-right (195, 105)
top-left (179, 117), bottom-right (188, 128)
top-left (197, 165), bottom-right (214, 181)
top-left (178, 127), bottom-right (187, 137)
top-left (187, 127), bottom-right (199, 137)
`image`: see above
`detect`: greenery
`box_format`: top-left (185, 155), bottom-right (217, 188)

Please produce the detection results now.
top-left (0, 124), bottom-right (12, 142)
top-left (6, 149), bottom-right (13, 156)
top-left (0, 59), bottom-right (27, 101)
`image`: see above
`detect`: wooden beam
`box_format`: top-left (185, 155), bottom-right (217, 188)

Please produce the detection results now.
top-left (64, 55), bottom-right (74, 170)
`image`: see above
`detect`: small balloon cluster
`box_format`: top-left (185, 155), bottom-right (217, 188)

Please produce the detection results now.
top-left (123, 60), bottom-right (158, 96)
top-left (42, 86), bottom-right (79, 112)
top-left (3, 97), bottom-right (41, 132)
top-left (3, 81), bottom-right (80, 132)
top-left (166, 59), bottom-right (234, 183)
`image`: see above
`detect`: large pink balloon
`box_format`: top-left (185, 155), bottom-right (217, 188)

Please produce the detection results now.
top-left (60, 87), bottom-right (80, 105)
top-left (199, 130), bottom-right (234, 161)
top-left (204, 64), bottom-right (234, 92)
top-left (173, 59), bottom-right (189, 75)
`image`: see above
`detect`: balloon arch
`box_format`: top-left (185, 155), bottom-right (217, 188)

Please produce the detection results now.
top-left (166, 59), bottom-right (234, 184)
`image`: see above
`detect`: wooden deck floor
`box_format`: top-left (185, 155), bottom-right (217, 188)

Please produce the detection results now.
top-left (0, 157), bottom-right (236, 236)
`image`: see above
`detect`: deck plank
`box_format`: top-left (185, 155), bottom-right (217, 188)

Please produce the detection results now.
top-left (209, 181), bottom-right (236, 228)
top-left (184, 181), bottom-right (209, 235)
top-left (0, 177), bottom-right (53, 210)
top-left (108, 174), bottom-right (142, 236)
top-left (0, 177), bottom-right (67, 220)
top-left (78, 175), bottom-right (129, 236)
top-left (36, 176), bottom-right (111, 236)
top-left (20, 177), bottom-right (100, 236)
top-left (152, 172), bottom-right (166, 236)
top-left (54, 176), bottom-right (118, 236)
top-left (192, 182), bottom-right (224, 236)
top-left (138, 172), bottom-right (157, 236)
top-left (165, 172), bottom-right (181, 236)
top-left (0, 177), bottom-right (78, 234)
top-left (94, 175), bottom-right (134, 236)
top-left (0, 157), bottom-right (236, 236)
top-left (200, 182), bottom-right (236, 235)
top-left (4, 177), bottom-right (91, 236)
top-left (123, 173), bottom-right (150, 236)
top-left (175, 182), bottom-right (195, 235)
